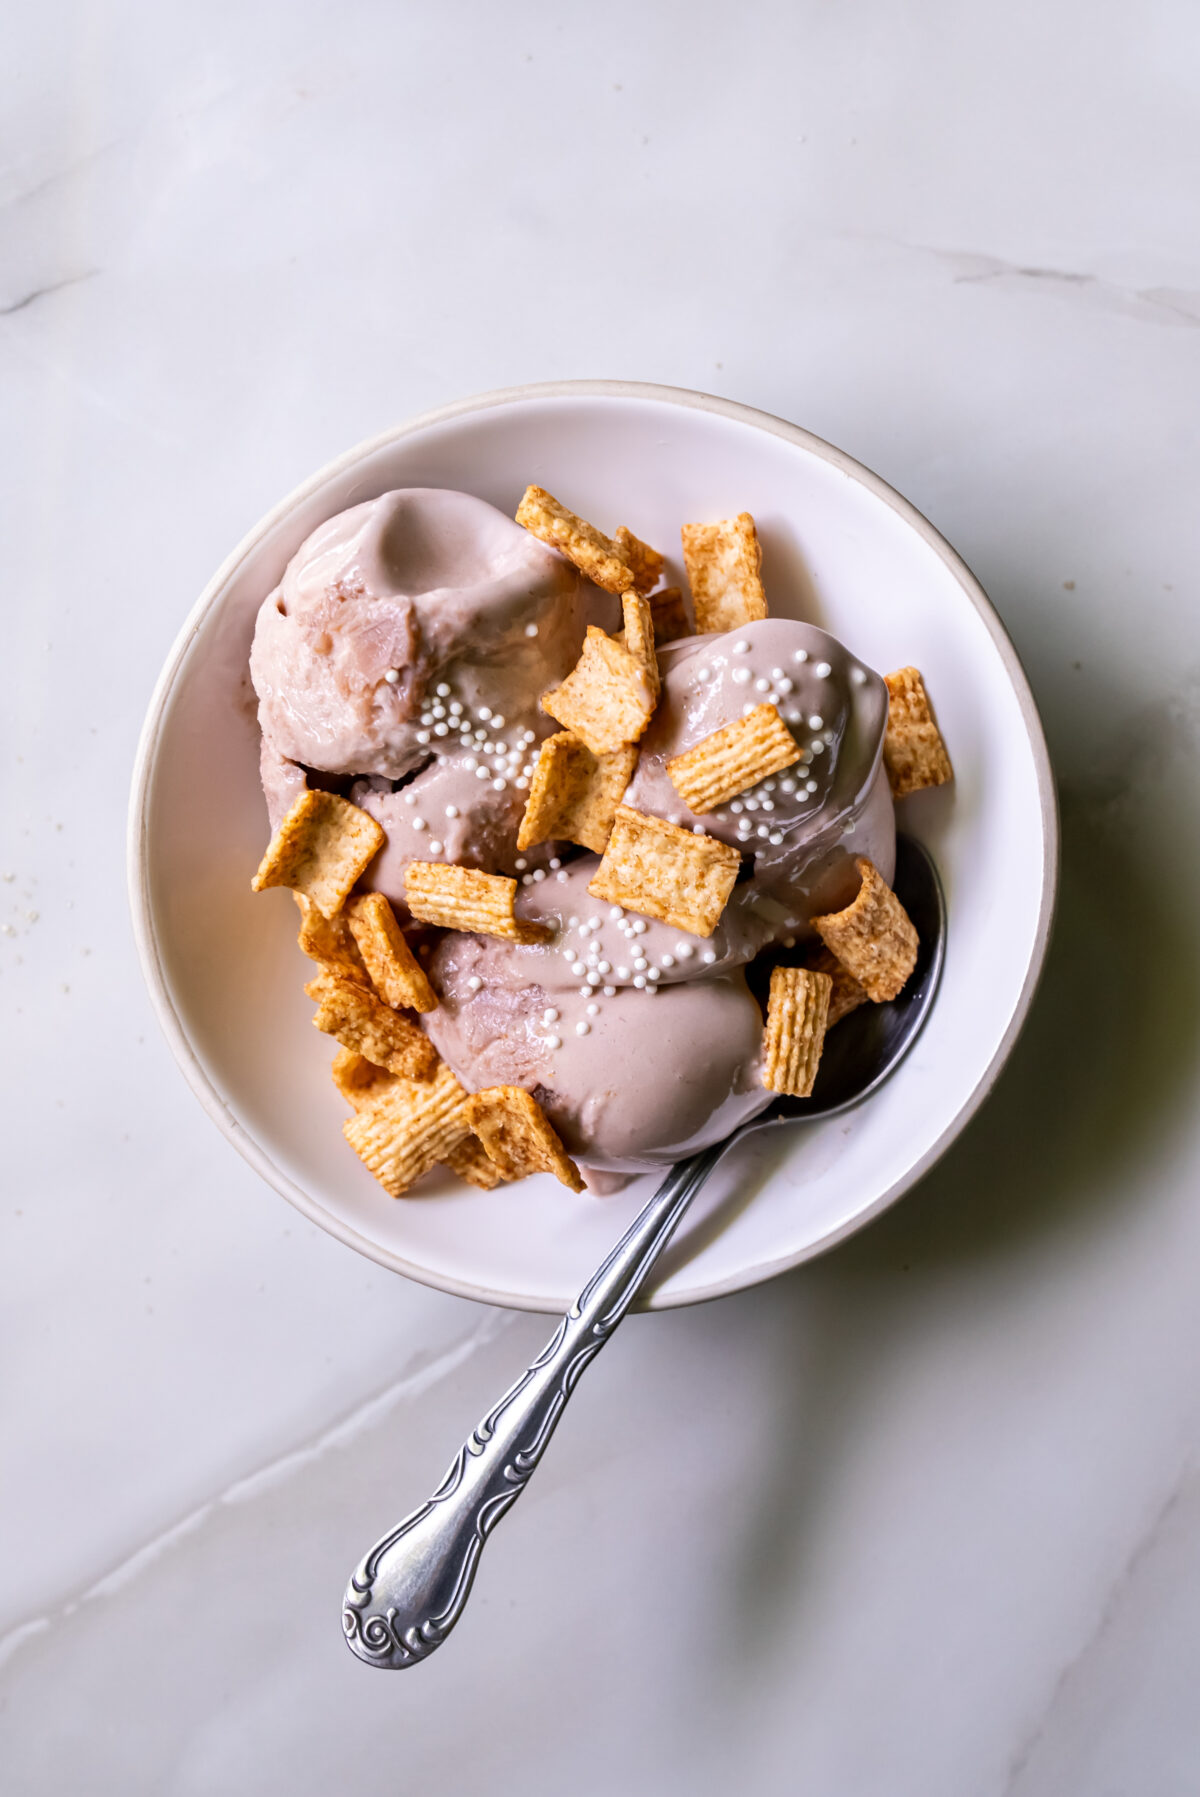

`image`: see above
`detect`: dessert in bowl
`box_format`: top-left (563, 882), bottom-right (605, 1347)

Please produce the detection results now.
top-left (129, 382), bottom-right (1056, 1311)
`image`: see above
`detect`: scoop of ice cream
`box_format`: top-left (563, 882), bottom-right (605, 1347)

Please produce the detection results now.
top-left (424, 928), bottom-right (770, 1174)
top-left (250, 488), bottom-right (588, 781)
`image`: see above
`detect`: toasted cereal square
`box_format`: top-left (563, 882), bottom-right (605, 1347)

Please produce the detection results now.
top-left (613, 525), bottom-right (665, 595)
top-left (667, 703), bottom-right (800, 814)
top-left (343, 1060), bottom-right (472, 1197)
top-left (762, 967), bottom-right (832, 1097)
top-left (680, 513), bottom-right (768, 633)
top-left (649, 587), bottom-right (692, 646)
top-left (621, 590), bottom-right (660, 705)
top-left (443, 1134), bottom-right (509, 1190)
top-left (588, 805), bottom-right (740, 937)
top-left (515, 486), bottom-right (634, 595)
top-left (463, 1086), bottom-right (584, 1192)
top-left (883, 667), bottom-right (953, 796)
top-left (251, 790), bottom-right (384, 918)
top-left (346, 892), bottom-right (438, 1012)
top-left (306, 972), bottom-right (438, 1077)
top-left (804, 944), bottom-right (869, 1027)
top-left (403, 862), bottom-right (550, 944)
top-left (541, 626), bottom-right (657, 755)
top-left (812, 858), bottom-right (919, 1002)
top-left (331, 1046), bottom-right (397, 1109)
top-left (517, 732), bottom-right (638, 855)
top-left (295, 893), bottom-right (370, 985)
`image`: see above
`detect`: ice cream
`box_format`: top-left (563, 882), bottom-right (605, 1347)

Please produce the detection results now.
top-left (250, 489), bottom-right (896, 1184)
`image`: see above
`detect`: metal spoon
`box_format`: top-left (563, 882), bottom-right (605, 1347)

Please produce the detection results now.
top-left (343, 835), bottom-right (945, 1668)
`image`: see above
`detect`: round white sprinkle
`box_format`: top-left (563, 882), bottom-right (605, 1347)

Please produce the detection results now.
top-left (434, 723), bottom-right (448, 737)
top-left (467, 975), bottom-right (483, 992)
top-left (785, 708), bottom-right (801, 724)
top-left (776, 675), bottom-right (793, 694)
top-left (549, 857), bottom-right (561, 870)
top-left (479, 705), bottom-right (493, 721)
top-left (660, 953), bottom-right (675, 968)
top-left (617, 965), bottom-right (630, 980)
top-left (675, 943), bottom-right (694, 959)
top-left (733, 639), bottom-right (750, 654)
top-left (780, 779), bottom-right (796, 794)
top-left (609, 906), bottom-right (624, 921)
top-left (631, 919), bottom-right (646, 934)
top-left (543, 1008), bottom-right (558, 1024)
top-left (586, 969), bottom-right (601, 985)
top-left (476, 766), bottom-right (490, 780)
top-left (420, 712), bottom-right (434, 727)
top-left (384, 668), bottom-right (400, 685)
top-left (754, 677), bottom-right (770, 692)
top-left (808, 714), bottom-right (824, 730)
top-left (702, 950), bottom-right (716, 963)
top-left (586, 1001), bottom-right (599, 1016)
top-left (570, 960), bottom-right (586, 975)
top-left (589, 915), bottom-right (602, 929)
top-left (793, 648), bottom-right (808, 663)
top-left (403, 791), bottom-right (416, 805)
top-left (633, 956), bottom-right (648, 971)
top-left (492, 777), bottom-right (507, 791)
top-left (435, 682), bottom-right (450, 697)
top-left (575, 1020), bottom-right (590, 1036)
top-left (744, 798), bottom-right (758, 812)
top-left (522, 873), bottom-right (533, 885)
top-left (731, 666), bottom-right (751, 685)
top-left (730, 801), bottom-right (743, 814)
top-left (448, 700), bottom-right (463, 715)
top-left (757, 824), bottom-right (769, 838)
top-left (815, 661), bottom-right (831, 678)
top-left (428, 839), bottom-right (443, 855)
top-left (416, 730), bottom-right (431, 744)
top-left (603, 985), bottom-right (616, 997)
top-left (445, 804), bottom-right (459, 819)
top-left (761, 799), bottom-right (775, 812)
top-left (647, 967), bottom-right (661, 982)
top-left (806, 779), bottom-right (819, 793)
top-left (633, 974), bottom-right (646, 988)
top-left (515, 857), bottom-right (528, 871)
top-left (811, 740), bottom-right (825, 755)
top-left (463, 755), bottom-right (477, 770)
top-left (557, 870), bottom-right (569, 882)
top-left (515, 777), bottom-right (529, 789)
top-left (742, 701), bottom-right (756, 715)
top-left (769, 830), bottom-right (783, 845)
top-left (522, 730), bottom-right (535, 744)
top-left (697, 666), bottom-right (711, 682)
top-left (597, 960), bottom-right (611, 975)
top-left (530, 867), bottom-right (544, 882)
top-left (545, 1034), bottom-right (561, 1050)
top-left (412, 817), bottom-right (426, 832)
top-left (693, 823), bottom-right (705, 835)
top-left (431, 703), bottom-right (446, 719)
top-left (524, 623), bottom-right (538, 638)
top-left (850, 666), bottom-right (867, 686)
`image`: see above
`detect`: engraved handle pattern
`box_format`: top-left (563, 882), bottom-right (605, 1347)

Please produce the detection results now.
top-left (343, 1143), bottom-right (721, 1667)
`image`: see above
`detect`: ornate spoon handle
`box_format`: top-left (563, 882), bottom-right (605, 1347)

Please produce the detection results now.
top-left (343, 1142), bottom-right (722, 1667)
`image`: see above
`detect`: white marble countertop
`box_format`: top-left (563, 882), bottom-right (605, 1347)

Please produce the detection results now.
top-left (4, 3), bottom-right (1199, 1790)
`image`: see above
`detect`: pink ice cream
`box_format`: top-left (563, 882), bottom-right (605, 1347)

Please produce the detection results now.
top-left (250, 489), bottom-right (895, 1182)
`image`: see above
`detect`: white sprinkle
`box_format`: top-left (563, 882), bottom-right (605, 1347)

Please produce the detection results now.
top-left (754, 677), bottom-right (770, 692)
top-left (697, 665), bottom-right (711, 682)
top-left (693, 823), bottom-right (705, 835)
top-left (730, 801), bottom-right (743, 815)
top-left (744, 798), bottom-right (759, 812)
top-left (617, 966), bottom-right (630, 980)
top-left (633, 956), bottom-right (648, 971)
top-left (780, 779), bottom-right (796, 794)
top-left (597, 960), bottom-right (611, 974)
top-left (525, 623), bottom-right (539, 638)
top-left (633, 974), bottom-right (646, 988)
top-left (576, 1020), bottom-right (591, 1036)
top-left (420, 712), bottom-right (434, 727)
top-left (815, 661), bottom-right (831, 678)
top-left (557, 870), bottom-right (569, 883)
top-left (770, 667), bottom-right (784, 680)
top-left (785, 708), bottom-right (801, 724)
top-left (448, 700), bottom-right (463, 715)
top-left (384, 668), bottom-right (400, 685)
top-left (543, 1008), bottom-right (559, 1024)
top-left (776, 675), bottom-right (793, 694)
top-left (644, 982), bottom-right (659, 994)
top-left (757, 824), bottom-right (769, 838)
top-left (702, 949), bottom-right (716, 963)
top-left (675, 943), bottom-right (694, 959)
top-left (660, 954), bottom-right (675, 968)
top-left (631, 919), bottom-right (646, 934)
top-left (793, 648), bottom-right (808, 663)
top-left (763, 779), bottom-right (777, 792)
top-left (568, 915), bottom-right (579, 926)
top-left (589, 915), bottom-right (602, 929)
top-left (609, 906), bottom-right (624, 921)
top-left (416, 730), bottom-right (431, 744)
top-left (435, 681), bottom-right (450, 697)
top-left (428, 839), bottom-right (443, 855)
top-left (647, 967), bottom-right (660, 982)
top-left (413, 817), bottom-right (428, 833)
top-left (570, 960), bottom-right (586, 976)
top-left (545, 1034), bottom-right (561, 1050)
top-left (403, 791), bottom-right (416, 806)
top-left (467, 975), bottom-right (483, 992)
top-left (522, 730), bottom-right (536, 745)
top-left (603, 985), bottom-right (616, 997)
top-left (742, 701), bottom-right (756, 714)
top-left (492, 777), bottom-right (507, 791)
top-left (587, 1002), bottom-right (600, 1016)
top-left (515, 856), bottom-right (527, 870)
top-left (431, 703), bottom-right (446, 719)
top-left (529, 868), bottom-right (543, 882)
top-left (808, 714), bottom-right (824, 730)
top-left (733, 639), bottom-right (750, 654)
top-left (761, 799), bottom-right (774, 813)
top-left (475, 766), bottom-right (490, 780)
top-left (806, 779), bottom-right (819, 793)
top-left (811, 740), bottom-right (825, 755)
top-left (850, 666), bottom-right (867, 686)
top-left (463, 755), bottom-right (477, 770)
top-left (549, 857), bottom-right (561, 870)
top-left (434, 723), bottom-right (448, 737)
top-left (522, 873), bottom-right (534, 885)
top-left (769, 830), bottom-right (783, 845)
top-left (586, 969), bottom-right (602, 986)
top-left (515, 777), bottom-right (529, 790)
top-left (731, 667), bottom-right (751, 685)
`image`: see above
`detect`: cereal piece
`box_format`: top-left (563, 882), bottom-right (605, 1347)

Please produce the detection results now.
top-left (541, 626), bottom-right (657, 755)
top-left (649, 587), bottom-right (691, 646)
top-left (403, 862), bottom-right (551, 944)
top-left (517, 732), bottom-right (638, 854)
top-left (331, 1046), bottom-right (397, 1109)
top-left (811, 858), bottom-right (919, 1002)
top-left (613, 525), bottom-right (665, 594)
top-left (443, 1135), bottom-right (509, 1190)
top-left (680, 513), bottom-right (768, 633)
top-left (761, 967), bottom-right (832, 1097)
top-left (804, 944), bottom-right (869, 1027)
top-left (515, 486), bottom-right (633, 595)
top-left (346, 892), bottom-right (438, 1013)
top-left (667, 702), bottom-right (800, 814)
top-left (305, 972), bottom-right (438, 1077)
top-left (588, 805), bottom-right (740, 938)
top-left (251, 789), bottom-right (384, 918)
top-left (621, 590), bottom-right (660, 705)
top-left (295, 893), bottom-right (370, 985)
top-left (463, 1086), bottom-right (584, 1192)
top-left (343, 1060), bottom-right (472, 1197)
top-left (883, 667), bottom-right (954, 797)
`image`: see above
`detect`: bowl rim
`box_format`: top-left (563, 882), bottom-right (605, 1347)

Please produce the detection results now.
top-left (127, 378), bottom-right (1059, 1312)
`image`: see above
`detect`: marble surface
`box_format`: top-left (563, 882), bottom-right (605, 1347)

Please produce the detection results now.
top-left (3, 3), bottom-right (1199, 1790)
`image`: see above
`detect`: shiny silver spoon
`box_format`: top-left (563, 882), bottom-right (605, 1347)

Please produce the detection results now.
top-left (343, 835), bottom-right (945, 1668)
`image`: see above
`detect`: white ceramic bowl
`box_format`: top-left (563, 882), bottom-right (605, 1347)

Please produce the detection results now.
top-left (128, 381), bottom-right (1056, 1313)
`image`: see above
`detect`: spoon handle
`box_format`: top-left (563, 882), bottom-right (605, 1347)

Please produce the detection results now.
top-left (342, 1141), bottom-right (722, 1667)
